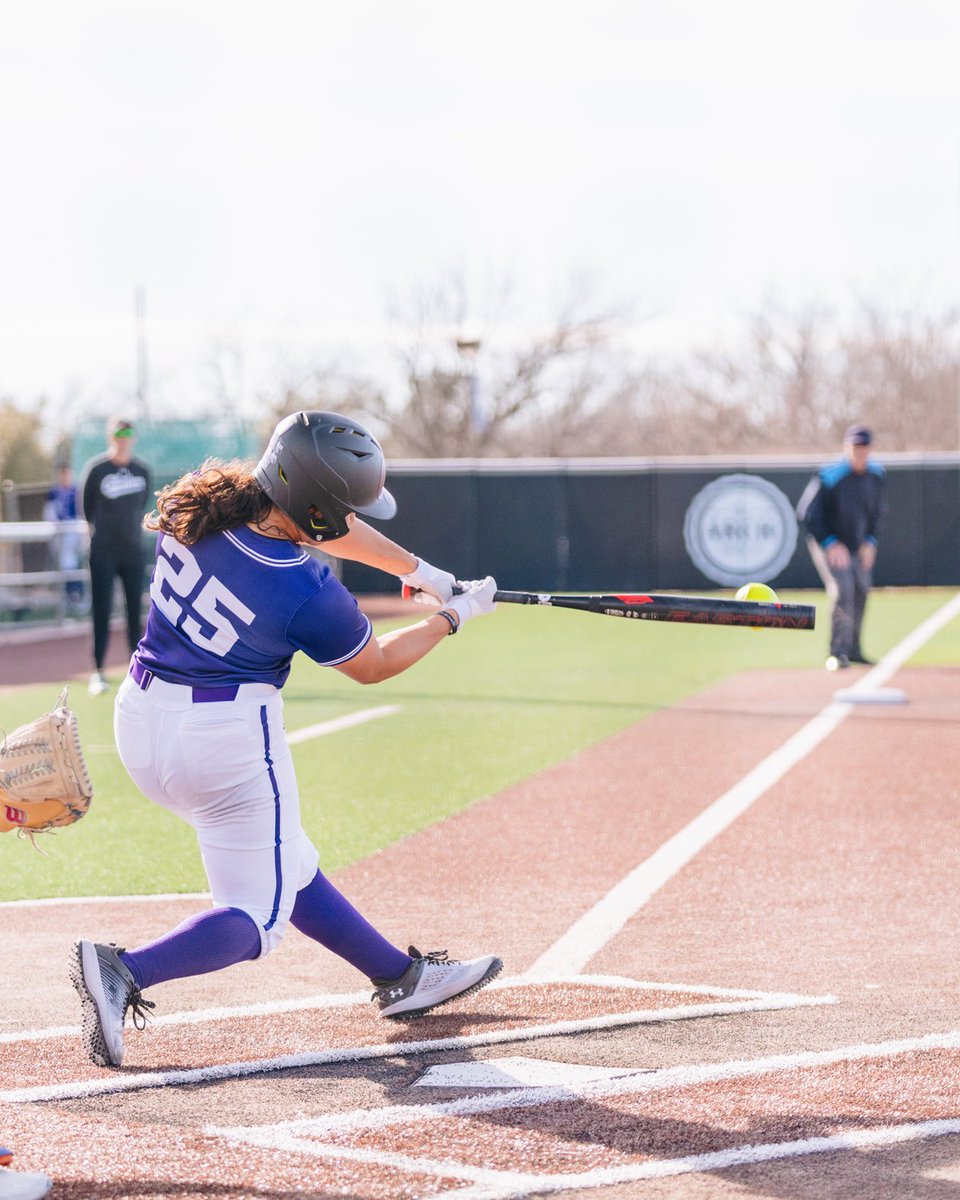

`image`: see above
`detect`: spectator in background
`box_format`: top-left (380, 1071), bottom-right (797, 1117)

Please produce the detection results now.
top-left (797, 423), bottom-right (886, 671)
top-left (43, 464), bottom-right (85, 616)
top-left (79, 417), bottom-right (153, 696)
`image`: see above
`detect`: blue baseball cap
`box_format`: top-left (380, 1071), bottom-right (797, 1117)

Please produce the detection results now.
top-left (844, 424), bottom-right (872, 446)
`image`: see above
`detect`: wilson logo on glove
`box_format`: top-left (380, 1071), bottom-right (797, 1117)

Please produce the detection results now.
top-left (0, 688), bottom-right (94, 845)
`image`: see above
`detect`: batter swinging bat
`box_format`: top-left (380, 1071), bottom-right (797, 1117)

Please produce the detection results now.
top-left (492, 591), bottom-right (815, 630)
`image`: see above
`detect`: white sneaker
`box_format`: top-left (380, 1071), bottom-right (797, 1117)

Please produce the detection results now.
top-left (0, 1167), bottom-right (53, 1200)
top-left (372, 946), bottom-right (502, 1018)
top-left (69, 940), bottom-right (154, 1067)
top-left (88, 671), bottom-right (109, 696)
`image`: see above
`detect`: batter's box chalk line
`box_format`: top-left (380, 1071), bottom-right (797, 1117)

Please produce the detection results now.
top-left (1, 973), bottom-right (834, 1104)
top-left (206, 1029), bottom-right (960, 1200)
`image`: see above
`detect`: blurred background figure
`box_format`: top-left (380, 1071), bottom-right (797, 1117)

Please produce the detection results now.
top-left (797, 423), bottom-right (887, 671)
top-left (43, 463), bottom-right (85, 617)
top-left (78, 417), bottom-right (153, 695)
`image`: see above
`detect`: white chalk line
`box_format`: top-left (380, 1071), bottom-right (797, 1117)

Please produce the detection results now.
top-left (529, 590), bottom-right (960, 978)
top-left (0, 704), bottom-right (400, 912)
top-left (285, 704), bottom-right (400, 745)
top-left (1, 987), bottom-right (832, 1104)
top-left (46, 706), bottom-right (402, 757)
top-left (0, 891), bottom-right (213, 910)
top-left (0, 974), bottom-right (807, 1046)
top-left (207, 1029), bottom-right (960, 1197)
top-left (439, 1120), bottom-right (960, 1199)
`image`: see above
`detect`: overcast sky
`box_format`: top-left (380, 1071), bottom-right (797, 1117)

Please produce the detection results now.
top-left (1, 0), bottom-right (959, 420)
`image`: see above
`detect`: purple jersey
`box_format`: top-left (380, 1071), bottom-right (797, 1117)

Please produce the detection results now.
top-left (136, 525), bottom-right (372, 687)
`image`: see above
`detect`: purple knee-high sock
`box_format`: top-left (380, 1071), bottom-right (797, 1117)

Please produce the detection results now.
top-left (120, 906), bottom-right (261, 991)
top-left (290, 869), bottom-right (411, 982)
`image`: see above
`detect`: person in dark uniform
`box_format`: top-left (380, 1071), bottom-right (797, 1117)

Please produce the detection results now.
top-left (79, 417), bottom-right (153, 695)
top-left (797, 423), bottom-right (886, 671)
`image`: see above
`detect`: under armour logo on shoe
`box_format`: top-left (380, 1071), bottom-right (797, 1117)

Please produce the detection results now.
top-left (390, 988), bottom-right (404, 998)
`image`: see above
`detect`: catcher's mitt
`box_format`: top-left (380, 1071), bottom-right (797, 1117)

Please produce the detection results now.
top-left (0, 688), bottom-right (93, 840)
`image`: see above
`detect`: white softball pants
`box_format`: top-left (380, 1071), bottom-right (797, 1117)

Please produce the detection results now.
top-left (114, 673), bottom-right (320, 955)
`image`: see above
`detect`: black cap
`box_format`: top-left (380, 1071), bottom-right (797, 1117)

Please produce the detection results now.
top-left (844, 423), bottom-right (872, 446)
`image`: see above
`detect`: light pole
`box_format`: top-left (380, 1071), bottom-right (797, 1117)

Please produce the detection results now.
top-left (455, 329), bottom-right (483, 436)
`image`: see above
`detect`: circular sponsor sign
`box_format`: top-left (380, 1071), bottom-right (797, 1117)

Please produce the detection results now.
top-left (683, 474), bottom-right (798, 587)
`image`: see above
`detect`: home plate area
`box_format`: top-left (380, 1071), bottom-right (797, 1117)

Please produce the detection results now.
top-left (2, 973), bottom-right (826, 1101)
top-left (14, 974), bottom-right (960, 1198)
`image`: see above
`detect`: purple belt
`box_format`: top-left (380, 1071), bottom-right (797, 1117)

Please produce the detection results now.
top-left (130, 657), bottom-right (240, 703)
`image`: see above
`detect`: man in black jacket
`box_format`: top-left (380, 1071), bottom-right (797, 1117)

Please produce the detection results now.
top-left (79, 417), bottom-right (152, 695)
top-left (797, 424), bottom-right (886, 671)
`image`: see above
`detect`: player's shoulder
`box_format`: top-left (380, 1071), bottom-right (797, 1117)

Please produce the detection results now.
top-left (866, 460), bottom-right (886, 478)
top-left (219, 525), bottom-right (316, 571)
top-left (819, 458), bottom-right (850, 487)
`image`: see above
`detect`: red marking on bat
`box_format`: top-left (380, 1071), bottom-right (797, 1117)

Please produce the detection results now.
top-left (613, 594), bottom-right (654, 604)
top-left (4, 805), bottom-right (26, 826)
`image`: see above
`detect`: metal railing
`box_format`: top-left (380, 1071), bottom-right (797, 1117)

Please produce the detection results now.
top-left (0, 520), bottom-right (90, 623)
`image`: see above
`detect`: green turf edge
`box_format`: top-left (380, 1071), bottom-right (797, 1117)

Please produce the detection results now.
top-left (1, 587), bottom-right (957, 900)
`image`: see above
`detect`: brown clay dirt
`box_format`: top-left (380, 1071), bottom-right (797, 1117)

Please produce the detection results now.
top-left (2, 661), bottom-right (960, 1199)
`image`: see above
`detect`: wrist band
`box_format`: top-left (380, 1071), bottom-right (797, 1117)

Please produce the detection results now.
top-left (436, 610), bottom-right (459, 635)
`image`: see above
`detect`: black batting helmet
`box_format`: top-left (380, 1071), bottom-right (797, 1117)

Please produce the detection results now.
top-left (253, 411), bottom-right (396, 542)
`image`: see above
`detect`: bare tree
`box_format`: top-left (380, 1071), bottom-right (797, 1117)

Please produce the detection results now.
top-left (367, 269), bottom-right (628, 457)
top-left (0, 399), bottom-right (52, 484)
top-left (837, 301), bottom-right (960, 450)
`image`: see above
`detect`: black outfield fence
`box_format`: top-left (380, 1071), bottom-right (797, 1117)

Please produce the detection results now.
top-left (340, 454), bottom-right (960, 594)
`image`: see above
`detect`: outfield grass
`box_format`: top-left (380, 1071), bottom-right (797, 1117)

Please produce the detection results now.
top-left (1, 587), bottom-right (957, 901)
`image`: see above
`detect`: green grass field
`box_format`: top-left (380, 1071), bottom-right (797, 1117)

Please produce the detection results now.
top-left (2, 587), bottom-right (957, 902)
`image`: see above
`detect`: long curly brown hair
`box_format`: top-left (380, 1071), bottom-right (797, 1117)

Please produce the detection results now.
top-left (145, 459), bottom-right (277, 546)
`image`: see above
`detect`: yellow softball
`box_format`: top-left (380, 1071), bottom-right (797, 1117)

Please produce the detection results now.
top-left (735, 582), bottom-right (779, 603)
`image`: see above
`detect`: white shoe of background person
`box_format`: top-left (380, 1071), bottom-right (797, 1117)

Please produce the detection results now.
top-left (0, 1167), bottom-right (53, 1200)
top-left (88, 671), bottom-right (109, 696)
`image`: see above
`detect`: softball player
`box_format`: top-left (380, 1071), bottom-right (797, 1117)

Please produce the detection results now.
top-left (70, 411), bottom-right (501, 1068)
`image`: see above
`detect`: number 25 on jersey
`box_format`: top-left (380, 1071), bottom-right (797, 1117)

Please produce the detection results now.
top-left (151, 535), bottom-right (255, 657)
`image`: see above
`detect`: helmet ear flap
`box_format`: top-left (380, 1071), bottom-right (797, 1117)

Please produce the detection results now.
top-left (306, 502), bottom-right (350, 542)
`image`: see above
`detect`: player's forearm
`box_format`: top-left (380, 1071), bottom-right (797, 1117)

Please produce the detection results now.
top-left (375, 616), bottom-right (454, 679)
top-left (337, 613), bottom-right (454, 683)
top-left (321, 519), bottom-right (417, 575)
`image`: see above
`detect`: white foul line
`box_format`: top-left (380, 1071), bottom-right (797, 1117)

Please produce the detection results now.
top-left (207, 1028), bottom-right (960, 1198)
top-left (285, 705), bottom-right (399, 744)
top-left (448, 1120), bottom-right (960, 1199)
top-left (0, 988), bottom-right (831, 1104)
top-left (0, 973), bottom-right (799, 1046)
top-left (529, 591), bottom-right (960, 978)
top-left (0, 705), bottom-right (399, 912)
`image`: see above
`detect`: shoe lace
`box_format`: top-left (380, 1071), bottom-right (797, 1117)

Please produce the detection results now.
top-left (127, 989), bottom-right (156, 1031)
top-left (409, 946), bottom-right (450, 964)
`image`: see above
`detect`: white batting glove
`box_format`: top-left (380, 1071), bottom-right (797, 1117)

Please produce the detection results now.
top-left (398, 556), bottom-right (457, 605)
top-left (443, 577), bottom-right (498, 630)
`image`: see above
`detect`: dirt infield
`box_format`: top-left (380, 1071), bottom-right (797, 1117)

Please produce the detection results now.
top-left (2, 661), bottom-right (960, 1198)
